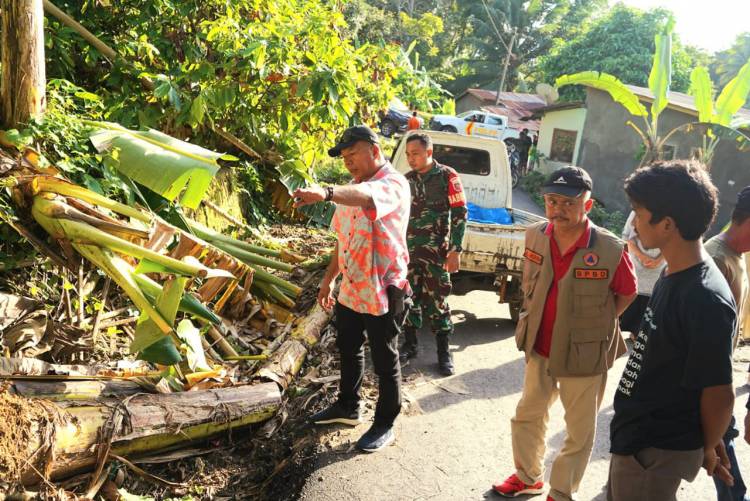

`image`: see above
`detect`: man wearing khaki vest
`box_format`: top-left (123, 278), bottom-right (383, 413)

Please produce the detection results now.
top-left (493, 166), bottom-right (637, 501)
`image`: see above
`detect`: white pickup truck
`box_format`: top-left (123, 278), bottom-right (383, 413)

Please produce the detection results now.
top-left (429, 110), bottom-right (520, 141)
top-left (391, 131), bottom-right (546, 321)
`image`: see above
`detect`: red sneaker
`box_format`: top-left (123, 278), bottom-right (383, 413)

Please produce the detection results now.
top-left (492, 473), bottom-right (545, 497)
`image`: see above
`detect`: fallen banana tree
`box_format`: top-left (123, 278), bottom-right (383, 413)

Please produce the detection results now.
top-left (4, 139), bottom-right (304, 369)
top-left (0, 121), bottom-right (339, 493)
top-left (0, 381), bottom-right (282, 485)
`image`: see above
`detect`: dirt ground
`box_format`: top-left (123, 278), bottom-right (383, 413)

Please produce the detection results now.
top-left (298, 289), bottom-right (750, 501)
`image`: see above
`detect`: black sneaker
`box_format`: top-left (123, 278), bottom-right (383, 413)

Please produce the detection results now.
top-left (310, 403), bottom-right (362, 426)
top-left (356, 423), bottom-right (395, 452)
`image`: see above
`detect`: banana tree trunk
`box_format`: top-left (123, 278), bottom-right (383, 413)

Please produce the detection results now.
top-left (11, 379), bottom-right (142, 401)
top-left (1, 0), bottom-right (46, 128)
top-left (8, 382), bottom-right (281, 485)
top-left (257, 304), bottom-right (333, 386)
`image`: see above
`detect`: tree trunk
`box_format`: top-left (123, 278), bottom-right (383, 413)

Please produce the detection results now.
top-left (1, 0), bottom-right (46, 128)
top-left (4, 382), bottom-right (282, 485)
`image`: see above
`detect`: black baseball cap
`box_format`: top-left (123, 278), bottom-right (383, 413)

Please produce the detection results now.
top-left (328, 125), bottom-right (379, 157)
top-left (735, 186), bottom-right (750, 211)
top-left (541, 166), bottom-right (593, 198)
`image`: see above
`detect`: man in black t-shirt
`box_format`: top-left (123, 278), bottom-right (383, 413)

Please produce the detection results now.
top-left (607, 160), bottom-right (737, 500)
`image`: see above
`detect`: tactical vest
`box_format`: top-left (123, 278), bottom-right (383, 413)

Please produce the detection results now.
top-left (406, 162), bottom-right (453, 260)
top-left (515, 221), bottom-right (628, 377)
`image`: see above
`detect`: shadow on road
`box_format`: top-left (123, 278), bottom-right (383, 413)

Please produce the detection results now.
top-left (410, 357), bottom-right (526, 413)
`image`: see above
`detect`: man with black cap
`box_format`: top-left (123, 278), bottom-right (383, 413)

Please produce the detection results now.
top-left (293, 125), bottom-right (411, 453)
top-left (492, 166), bottom-right (637, 501)
top-left (705, 185), bottom-right (750, 501)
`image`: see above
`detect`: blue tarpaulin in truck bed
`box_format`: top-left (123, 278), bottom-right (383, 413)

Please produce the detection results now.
top-left (467, 203), bottom-right (513, 225)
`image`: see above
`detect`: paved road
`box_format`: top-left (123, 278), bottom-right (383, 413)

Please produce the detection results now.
top-left (512, 187), bottom-right (544, 216)
top-left (300, 290), bottom-right (750, 501)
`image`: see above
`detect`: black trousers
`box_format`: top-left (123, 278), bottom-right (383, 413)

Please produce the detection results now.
top-left (335, 302), bottom-right (402, 427)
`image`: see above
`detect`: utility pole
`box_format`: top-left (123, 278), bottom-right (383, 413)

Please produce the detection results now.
top-left (1, 0), bottom-right (46, 128)
top-left (496, 27), bottom-right (517, 105)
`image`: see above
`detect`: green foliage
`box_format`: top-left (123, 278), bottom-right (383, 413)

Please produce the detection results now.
top-left (519, 170), bottom-right (545, 195)
top-left (44, 0), bottom-right (444, 213)
top-left (555, 72), bottom-right (647, 117)
top-left (588, 204), bottom-right (627, 236)
top-left (24, 80), bottom-right (128, 195)
top-left (711, 32), bottom-right (750, 102)
top-left (339, 0), bottom-right (607, 97)
top-left (314, 158), bottom-right (352, 186)
top-left (538, 6), bottom-right (705, 98)
top-left (443, 0), bottom-right (605, 94)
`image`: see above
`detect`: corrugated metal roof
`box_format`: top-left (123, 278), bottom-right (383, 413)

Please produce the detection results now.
top-left (483, 104), bottom-right (541, 132)
top-left (462, 88), bottom-right (547, 106)
top-left (527, 101), bottom-right (586, 120)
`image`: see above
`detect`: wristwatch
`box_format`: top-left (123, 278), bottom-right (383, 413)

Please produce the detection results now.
top-left (325, 186), bottom-right (334, 202)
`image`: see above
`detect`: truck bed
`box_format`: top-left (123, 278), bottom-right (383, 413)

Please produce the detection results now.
top-left (461, 208), bottom-right (546, 275)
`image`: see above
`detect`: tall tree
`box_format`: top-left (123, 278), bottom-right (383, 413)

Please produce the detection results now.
top-left (1, 0), bottom-right (46, 128)
top-left (537, 5), bottom-right (708, 95)
top-left (439, 0), bottom-right (606, 94)
top-left (711, 32), bottom-right (750, 106)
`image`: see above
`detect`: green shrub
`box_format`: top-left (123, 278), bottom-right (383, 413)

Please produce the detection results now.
top-left (520, 170), bottom-right (545, 194)
top-left (589, 204), bottom-right (627, 236)
top-left (314, 158), bottom-right (352, 185)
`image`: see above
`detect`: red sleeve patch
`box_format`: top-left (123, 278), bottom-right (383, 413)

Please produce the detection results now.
top-left (447, 171), bottom-right (466, 208)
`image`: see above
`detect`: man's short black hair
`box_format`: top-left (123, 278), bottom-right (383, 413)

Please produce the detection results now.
top-left (624, 159), bottom-right (718, 241)
top-left (406, 133), bottom-right (432, 149)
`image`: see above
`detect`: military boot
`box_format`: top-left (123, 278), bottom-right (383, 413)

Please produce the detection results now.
top-left (436, 331), bottom-right (454, 376)
top-left (399, 327), bottom-right (419, 365)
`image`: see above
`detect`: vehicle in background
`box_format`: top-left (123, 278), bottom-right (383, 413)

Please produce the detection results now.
top-left (378, 107), bottom-right (423, 138)
top-left (391, 130), bottom-right (546, 322)
top-left (429, 110), bottom-right (520, 142)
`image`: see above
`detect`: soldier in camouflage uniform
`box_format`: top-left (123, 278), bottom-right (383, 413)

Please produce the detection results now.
top-left (400, 133), bottom-right (468, 376)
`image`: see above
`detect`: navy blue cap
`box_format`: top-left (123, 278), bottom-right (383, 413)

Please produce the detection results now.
top-left (328, 125), bottom-right (379, 157)
top-left (541, 166), bottom-right (593, 198)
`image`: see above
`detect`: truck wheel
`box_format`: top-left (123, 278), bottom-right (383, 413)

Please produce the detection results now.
top-left (440, 125), bottom-right (457, 133)
top-left (380, 120), bottom-right (396, 138)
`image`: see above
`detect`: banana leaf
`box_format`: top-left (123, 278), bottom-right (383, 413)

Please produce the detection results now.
top-left (132, 276), bottom-right (187, 357)
top-left (556, 72), bottom-right (648, 118)
top-left (88, 121), bottom-right (233, 209)
top-left (132, 273), bottom-right (221, 325)
top-left (689, 67), bottom-right (715, 123)
top-left (176, 319), bottom-right (211, 372)
top-left (648, 19), bottom-right (674, 133)
top-left (715, 60), bottom-right (750, 127)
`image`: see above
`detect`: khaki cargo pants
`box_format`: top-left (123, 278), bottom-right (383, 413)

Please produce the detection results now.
top-left (511, 351), bottom-right (607, 501)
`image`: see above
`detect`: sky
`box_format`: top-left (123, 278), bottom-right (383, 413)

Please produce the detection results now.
top-left (616, 0), bottom-right (748, 53)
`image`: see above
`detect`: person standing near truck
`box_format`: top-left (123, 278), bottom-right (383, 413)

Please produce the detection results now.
top-left (492, 166), bottom-right (637, 501)
top-left (619, 210), bottom-right (665, 339)
top-left (293, 125), bottom-right (411, 452)
top-left (399, 133), bottom-right (467, 376)
top-left (407, 111), bottom-right (421, 131)
top-left (607, 160), bottom-right (736, 500)
top-left (705, 186), bottom-right (750, 501)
